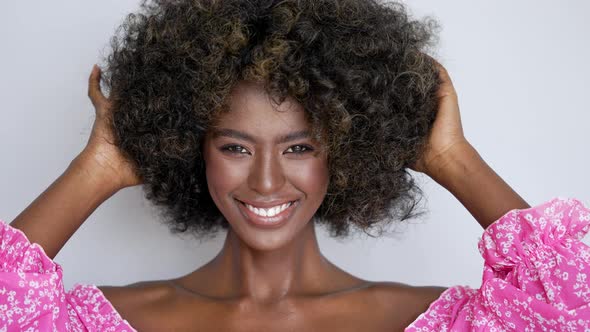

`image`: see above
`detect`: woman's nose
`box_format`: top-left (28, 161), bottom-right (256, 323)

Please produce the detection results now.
top-left (247, 150), bottom-right (286, 195)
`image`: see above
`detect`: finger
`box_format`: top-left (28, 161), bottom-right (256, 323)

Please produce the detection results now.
top-left (88, 64), bottom-right (107, 107)
top-left (422, 54), bottom-right (456, 97)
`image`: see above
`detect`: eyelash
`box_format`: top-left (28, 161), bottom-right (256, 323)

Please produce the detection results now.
top-left (220, 144), bottom-right (314, 155)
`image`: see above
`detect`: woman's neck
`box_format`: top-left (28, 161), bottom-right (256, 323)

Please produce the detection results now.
top-left (211, 222), bottom-right (331, 303)
top-left (179, 222), bottom-right (363, 304)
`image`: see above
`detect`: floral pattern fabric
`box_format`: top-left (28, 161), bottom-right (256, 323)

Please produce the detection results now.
top-left (0, 221), bottom-right (136, 331)
top-left (406, 197), bottom-right (590, 331)
top-left (1, 197), bottom-right (589, 331)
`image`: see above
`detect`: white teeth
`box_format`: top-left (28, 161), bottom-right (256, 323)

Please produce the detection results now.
top-left (244, 201), bottom-right (293, 218)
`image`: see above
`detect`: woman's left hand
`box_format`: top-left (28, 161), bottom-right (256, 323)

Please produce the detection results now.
top-left (410, 59), bottom-right (469, 178)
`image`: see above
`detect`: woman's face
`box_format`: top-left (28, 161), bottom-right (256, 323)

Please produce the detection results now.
top-left (203, 81), bottom-right (329, 251)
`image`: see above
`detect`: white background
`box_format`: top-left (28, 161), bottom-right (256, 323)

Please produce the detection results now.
top-left (1, 0), bottom-right (588, 290)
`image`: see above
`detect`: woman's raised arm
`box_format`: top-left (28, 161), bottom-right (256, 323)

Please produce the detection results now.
top-left (9, 65), bottom-right (142, 259)
top-left (426, 140), bottom-right (529, 229)
top-left (411, 61), bottom-right (529, 229)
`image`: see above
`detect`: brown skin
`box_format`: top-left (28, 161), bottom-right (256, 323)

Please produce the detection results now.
top-left (410, 60), bottom-right (529, 228)
top-left (197, 80), bottom-right (333, 302)
top-left (10, 62), bottom-right (528, 330)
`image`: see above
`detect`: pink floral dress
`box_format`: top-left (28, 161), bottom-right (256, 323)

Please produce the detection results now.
top-left (1, 197), bottom-right (589, 331)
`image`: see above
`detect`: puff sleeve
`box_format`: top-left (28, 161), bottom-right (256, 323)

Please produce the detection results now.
top-left (0, 221), bottom-right (136, 331)
top-left (406, 197), bottom-right (590, 331)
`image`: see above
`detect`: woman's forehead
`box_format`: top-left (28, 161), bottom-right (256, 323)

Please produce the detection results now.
top-left (215, 80), bottom-right (308, 129)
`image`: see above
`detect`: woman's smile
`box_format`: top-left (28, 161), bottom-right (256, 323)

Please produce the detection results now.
top-left (235, 198), bottom-right (300, 229)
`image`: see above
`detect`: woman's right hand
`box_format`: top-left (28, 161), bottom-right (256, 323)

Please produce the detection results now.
top-left (80, 64), bottom-right (142, 189)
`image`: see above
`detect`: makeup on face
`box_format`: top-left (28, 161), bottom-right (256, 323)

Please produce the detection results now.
top-left (203, 80), bottom-right (329, 250)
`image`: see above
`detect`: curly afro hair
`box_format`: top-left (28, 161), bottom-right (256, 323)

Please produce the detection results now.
top-left (102, 0), bottom-right (441, 239)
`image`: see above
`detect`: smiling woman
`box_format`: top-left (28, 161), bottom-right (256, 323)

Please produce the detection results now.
top-left (1, 0), bottom-right (590, 331)
top-left (104, 0), bottom-right (441, 240)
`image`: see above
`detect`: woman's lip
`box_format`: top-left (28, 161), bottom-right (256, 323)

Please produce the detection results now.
top-left (237, 198), bottom-right (296, 208)
top-left (235, 199), bottom-right (298, 229)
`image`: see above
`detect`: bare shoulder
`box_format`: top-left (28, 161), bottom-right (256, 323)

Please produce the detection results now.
top-left (365, 281), bottom-right (447, 328)
top-left (96, 279), bottom-right (446, 331)
top-left (98, 280), bottom-right (177, 329)
top-left (98, 280), bottom-right (175, 310)
top-left (368, 281), bottom-right (447, 309)
top-left (372, 280), bottom-right (446, 301)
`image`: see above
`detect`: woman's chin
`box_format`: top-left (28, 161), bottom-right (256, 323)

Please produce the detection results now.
top-left (227, 225), bottom-right (295, 251)
top-left (226, 219), bottom-right (313, 252)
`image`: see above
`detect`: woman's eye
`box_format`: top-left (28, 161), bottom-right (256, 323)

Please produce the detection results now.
top-left (221, 144), bottom-right (250, 155)
top-left (220, 144), bottom-right (313, 155)
top-left (285, 144), bottom-right (313, 154)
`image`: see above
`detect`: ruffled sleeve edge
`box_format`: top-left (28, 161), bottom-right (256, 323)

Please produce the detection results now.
top-left (485, 196), bottom-right (589, 235)
top-left (0, 219), bottom-right (61, 273)
top-left (477, 196), bottom-right (590, 264)
top-left (405, 285), bottom-right (477, 330)
top-left (68, 283), bottom-right (137, 332)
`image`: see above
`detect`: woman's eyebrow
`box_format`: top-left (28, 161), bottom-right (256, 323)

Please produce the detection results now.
top-left (211, 128), bottom-right (310, 144)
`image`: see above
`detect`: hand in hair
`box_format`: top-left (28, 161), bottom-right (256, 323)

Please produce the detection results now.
top-left (83, 64), bottom-right (142, 189)
top-left (410, 60), bottom-right (467, 178)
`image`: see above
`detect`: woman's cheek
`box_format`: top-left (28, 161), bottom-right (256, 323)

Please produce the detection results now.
top-left (287, 157), bottom-right (329, 196)
top-left (205, 154), bottom-right (248, 203)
